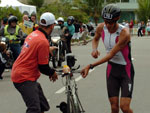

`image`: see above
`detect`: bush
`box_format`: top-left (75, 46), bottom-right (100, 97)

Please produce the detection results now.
top-left (0, 7), bottom-right (23, 22)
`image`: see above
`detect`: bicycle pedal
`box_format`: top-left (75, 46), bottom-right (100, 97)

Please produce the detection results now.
top-left (56, 102), bottom-right (67, 112)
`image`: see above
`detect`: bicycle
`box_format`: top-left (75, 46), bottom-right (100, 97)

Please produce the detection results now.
top-left (56, 53), bottom-right (85, 113)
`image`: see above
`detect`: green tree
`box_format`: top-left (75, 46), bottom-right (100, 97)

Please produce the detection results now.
top-left (38, 1), bottom-right (89, 23)
top-left (0, 7), bottom-right (23, 21)
top-left (106, 0), bottom-right (129, 2)
top-left (136, 0), bottom-right (150, 23)
top-left (27, 0), bottom-right (44, 10)
top-left (85, 0), bottom-right (103, 25)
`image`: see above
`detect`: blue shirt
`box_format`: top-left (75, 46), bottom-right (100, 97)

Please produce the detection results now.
top-left (64, 22), bottom-right (75, 36)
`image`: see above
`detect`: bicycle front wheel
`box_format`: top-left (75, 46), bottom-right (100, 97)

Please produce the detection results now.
top-left (67, 92), bottom-right (81, 113)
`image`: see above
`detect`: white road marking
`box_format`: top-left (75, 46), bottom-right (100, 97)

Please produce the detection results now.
top-left (55, 69), bottom-right (95, 94)
top-left (55, 87), bottom-right (65, 94)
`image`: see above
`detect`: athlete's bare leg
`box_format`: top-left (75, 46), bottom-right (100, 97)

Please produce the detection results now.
top-left (109, 97), bottom-right (119, 113)
top-left (120, 97), bottom-right (133, 113)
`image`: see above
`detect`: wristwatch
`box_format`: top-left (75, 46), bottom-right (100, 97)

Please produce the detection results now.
top-left (89, 64), bottom-right (94, 69)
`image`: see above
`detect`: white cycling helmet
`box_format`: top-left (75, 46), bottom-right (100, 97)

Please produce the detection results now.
top-left (57, 17), bottom-right (64, 22)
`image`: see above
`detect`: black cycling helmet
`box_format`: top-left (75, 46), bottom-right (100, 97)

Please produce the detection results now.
top-left (101, 4), bottom-right (121, 21)
top-left (67, 16), bottom-right (75, 25)
top-left (8, 16), bottom-right (18, 25)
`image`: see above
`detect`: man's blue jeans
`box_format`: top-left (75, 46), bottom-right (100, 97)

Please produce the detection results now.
top-left (10, 43), bottom-right (21, 60)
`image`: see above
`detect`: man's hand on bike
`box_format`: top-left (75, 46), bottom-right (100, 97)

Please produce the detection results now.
top-left (80, 65), bottom-right (90, 78)
top-left (50, 71), bottom-right (58, 82)
top-left (91, 49), bottom-right (100, 59)
top-left (49, 46), bottom-right (58, 56)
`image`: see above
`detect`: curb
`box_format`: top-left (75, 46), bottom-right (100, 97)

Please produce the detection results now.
top-left (71, 36), bottom-right (93, 46)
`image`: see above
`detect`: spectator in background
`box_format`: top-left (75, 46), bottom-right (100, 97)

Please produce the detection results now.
top-left (0, 16), bottom-right (22, 60)
top-left (72, 20), bottom-right (81, 45)
top-left (19, 14), bottom-right (33, 36)
top-left (57, 17), bottom-right (64, 29)
top-left (141, 21), bottom-right (146, 36)
top-left (138, 22), bottom-right (143, 37)
top-left (0, 17), bottom-right (8, 29)
top-left (125, 20), bottom-right (129, 28)
top-left (19, 14), bottom-right (33, 45)
top-left (63, 16), bottom-right (75, 53)
top-left (137, 21), bottom-right (143, 37)
top-left (87, 20), bottom-right (94, 35)
top-left (80, 24), bottom-right (88, 45)
top-left (122, 20), bottom-right (126, 26)
top-left (122, 20), bottom-right (129, 28)
top-left (30, 12), bottom-right (39, 31)
top-left (129, 19), bottom-right (134, 35)
top-left (146, 19), bottom-right (150, 36)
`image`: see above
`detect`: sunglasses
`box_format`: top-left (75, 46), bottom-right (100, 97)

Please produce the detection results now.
top-left (104, 20), bottom-right (117, 25)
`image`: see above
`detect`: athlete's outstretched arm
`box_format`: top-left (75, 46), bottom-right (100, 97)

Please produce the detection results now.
top-left (91, 23), bottom-right (104, 59)
top-left (81, 27), bottom-right (130, 78)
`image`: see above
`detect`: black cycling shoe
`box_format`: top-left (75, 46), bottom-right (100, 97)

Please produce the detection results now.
top-left (0, 76), bottom-right (3, 80)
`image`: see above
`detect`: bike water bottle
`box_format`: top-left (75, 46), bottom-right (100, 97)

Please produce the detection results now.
top-left (63, 65), bottom-right (70, 74)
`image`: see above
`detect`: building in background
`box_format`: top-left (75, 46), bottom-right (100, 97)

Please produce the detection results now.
top-left (116, 0), bottom-right (138, 23)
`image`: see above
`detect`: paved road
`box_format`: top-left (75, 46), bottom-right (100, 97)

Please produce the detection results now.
top-left (0, 36), bottom-right (150, 113)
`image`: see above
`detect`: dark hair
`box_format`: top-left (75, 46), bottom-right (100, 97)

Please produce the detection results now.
top-left (3, 17), bottom-right (8, 24)
top-left (31, 12), bottom-right (36, 17)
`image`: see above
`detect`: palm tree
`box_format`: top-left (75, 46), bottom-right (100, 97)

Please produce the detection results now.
top-left (136, 0), bottom-right (150, 23)
top-left (85, 0), bottom-right (104, 25)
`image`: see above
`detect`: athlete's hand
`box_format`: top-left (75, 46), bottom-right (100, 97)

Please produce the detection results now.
top-left (91, 49), bottom-right (100, 59)
top-left (50, 72), bottom-right (58, 82)
top-left (49, 46), bottom-right (58, 56)
top-left (80, 65), bottom-right (90, 78)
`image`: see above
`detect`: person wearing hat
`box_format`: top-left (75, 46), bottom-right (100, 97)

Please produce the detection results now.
top-left (81, 4), bottom-right (134, 113)
top-left (19, 14), bottom-right (33, 36)
top-left (63, 16), bottom-right (75, 53)
top-left (0, 15), bottom-right (22, 60)
top-left (0, 17), bottom-right (8, 29)
top-left (11, 12), bottom-right (58, 113)
top-left (30, 12), bottom-right (39, 31)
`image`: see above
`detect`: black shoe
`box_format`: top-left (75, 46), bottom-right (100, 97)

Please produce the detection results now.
top-left (0, 76), bottom-right (3, 80)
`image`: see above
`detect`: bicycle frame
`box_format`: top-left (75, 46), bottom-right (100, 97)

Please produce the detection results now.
top-left (56, 66), bottom-right (85, 113)
top-left (66, 73), bottom-right (85, 113)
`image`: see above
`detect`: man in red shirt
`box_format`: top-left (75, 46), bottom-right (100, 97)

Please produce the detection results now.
top-left (11, 12), bottom-right (58, 113)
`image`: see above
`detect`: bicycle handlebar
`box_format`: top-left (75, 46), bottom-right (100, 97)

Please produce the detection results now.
top-left (56, 65), bottom-right (81, 77)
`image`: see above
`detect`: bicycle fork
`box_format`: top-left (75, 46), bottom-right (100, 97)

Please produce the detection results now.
top-left (73, 82), bottom-right (85, 113)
